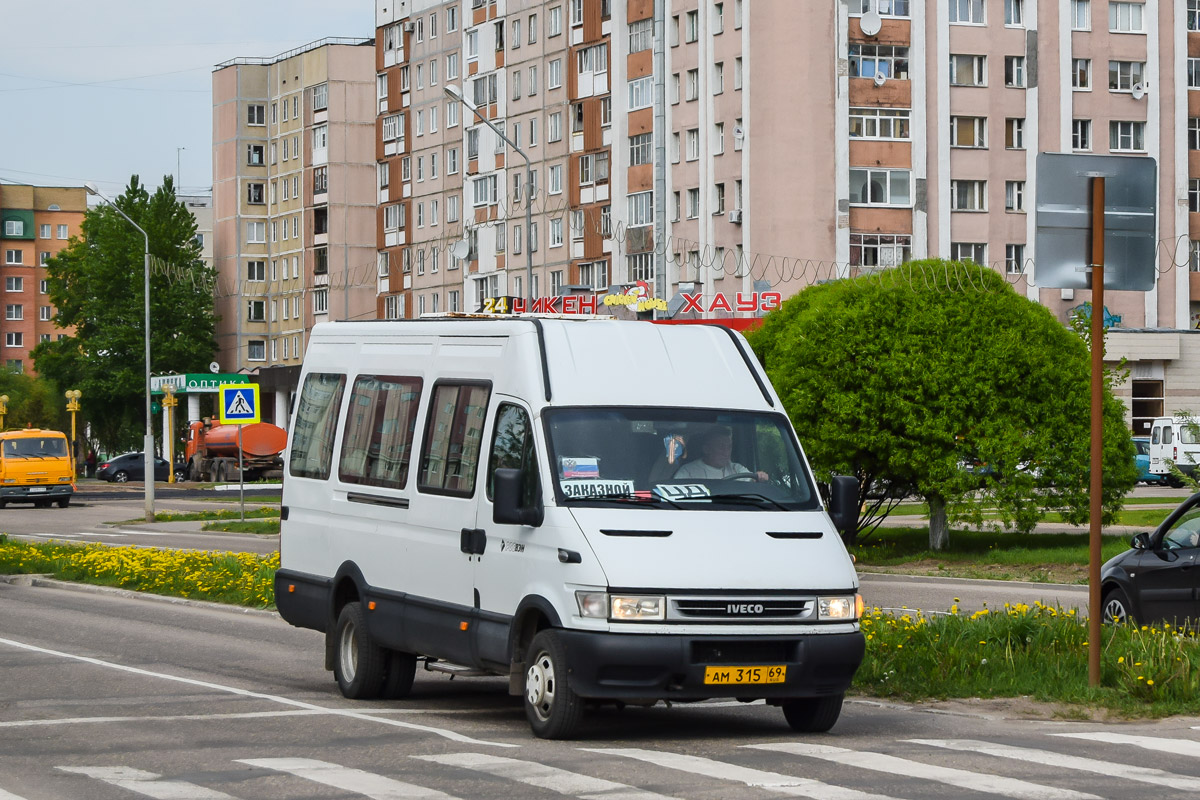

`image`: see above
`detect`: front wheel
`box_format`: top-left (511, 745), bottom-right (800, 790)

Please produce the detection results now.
top-left (113, 471), bottom-right (129, 483)
top-left (1102, 587), bottom-right (1134, 625)
top-left (524, 630), bottom-right (583, 739)
top-left (57, 497), bottom-right (69, 508)
top-left (333, 602), bottom-right (386, 699)
top-left (781, 693), bottom-right (844, 733)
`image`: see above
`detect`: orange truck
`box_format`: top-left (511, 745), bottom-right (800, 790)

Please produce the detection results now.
top-left (183, 420), bottom-right (287, 482)
top-left (0, 428), bottom-right (75, 507)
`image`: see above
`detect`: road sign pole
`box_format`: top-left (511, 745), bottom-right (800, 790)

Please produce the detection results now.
top-left (1088, 176), bottom-right (1105, 688)
top-left (238, 424), bottom-right (245, 522)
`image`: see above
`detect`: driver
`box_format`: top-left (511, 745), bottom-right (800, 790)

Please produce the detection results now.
top-left (673, 426), bottom-right (768, 482)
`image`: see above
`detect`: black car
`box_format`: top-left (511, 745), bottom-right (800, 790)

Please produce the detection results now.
top-left (1101, 492), bottom-right (1200, 625)
top-left (95, 452), bottom-right (170, 483)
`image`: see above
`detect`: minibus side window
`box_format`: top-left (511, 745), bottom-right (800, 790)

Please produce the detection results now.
top-left (1165, 426), bottom-right (1174, 445)
top-left (486, 403), bottom-right (539, 505)
top-left (338, 375), bottom-right (423, 489)
top-left (289, 372), bottom-right (347, 479)
top-left (1151, 426), bottom-right (1160, 445)
top-left (418, 382), bottom-right (491, 497)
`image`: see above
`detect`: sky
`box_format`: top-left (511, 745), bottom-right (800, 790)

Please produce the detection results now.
top-left (0, 0), bottom-right (375, 198)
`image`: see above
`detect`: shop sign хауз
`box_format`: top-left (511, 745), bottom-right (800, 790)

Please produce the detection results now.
top-left (480, 281), bottom-right (782, 316)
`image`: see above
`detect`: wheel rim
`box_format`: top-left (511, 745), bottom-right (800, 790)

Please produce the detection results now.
top-left (526, 649), bottom-right (556, 722)
top-left (339, 619), bottom-right (358, 682)
top-left (114, 472), bottom-right (128, 483)
top-left (1103, 598), bottom-right (1127, 623)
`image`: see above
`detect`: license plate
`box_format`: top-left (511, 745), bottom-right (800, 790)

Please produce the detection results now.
top-left (703, 665), bottom-right (786, 685)
top-left (28, 487), bottom-right (46, 493)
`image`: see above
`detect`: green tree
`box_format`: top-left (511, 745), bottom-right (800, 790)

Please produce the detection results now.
top-left (747, 259), bottom-right (1137, 550)
top-left (32, 176), bottom-right (218, 453)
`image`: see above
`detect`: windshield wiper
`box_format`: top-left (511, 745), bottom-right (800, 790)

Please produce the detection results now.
top-left (561, 492), bottom-right (684, 509)
top-left (705, 493), bottom-right (790, 510)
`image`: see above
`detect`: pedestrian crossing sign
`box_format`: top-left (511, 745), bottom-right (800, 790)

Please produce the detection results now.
top-left (218, 383), bottom-right (260, 425)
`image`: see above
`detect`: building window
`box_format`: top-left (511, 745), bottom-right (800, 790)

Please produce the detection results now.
top-left (1189, 59), bottom-right (1200, 90)
top-left (1190, 118), bottom-right (1200, 149)
top-left (246, 222), bottom-right (265, 244)
top-left (1109, 121), bottom-right (1146, 152)
top-left (312, 83), bottom-right (328, 111)
top-left (950, 180), bottom-right (987, 211)
top-left (247, 104), bottom-right (265, 125)
top-left (627, 191), bottom-right (654, 227)
top-left (248, 340), bottom-right (265, 361)
top-left (950, 116), bottom-right (986, 148)
top-left (5, 333), bottom-right (22, 348)
top-left (314, 247), bottom-right (328, 275)
top-left (4, 250), bottom-right (22, 265)
top-left (949, 0), bottom-right (985, 24)
top-left (1005, 117), bottom-right (1025, 149)
top-left (950, 242), bottom-right (986, 264)
top-left (4, 277), bottom-right (22, 292)
top-left (1108, 1), bottom-right (1143, 32)
top-left (548, 59), bottom-right (562, 89)
top-left (629, 18), bottom-right (653, 52)
top-left (1073, 59), bottom-right (1091, 89)
top-left (1072, 0), bottom-right (1090, 29)
top-left (1072, 119), bottom-right (1092, 150)
top-left (1005, 180), bottom-right (1026, 211)
top-left (1005, 244), bottom-right (1026, 274)
top-left (628, 76), bottom-right (653, 109)
top-left (56, 224), bottom-right (68, 239)
top-left (1005, 0), bottom-right (1024, 25)
top-left (850, 233), bottom-right (912, 268)
top-left (247, 183), bottom-right (265, 204)
top-left (848, 45), bottom-right (910, 79)
top-left (314, 166), bottom-right (328, 194)
top-left (39, 306), bottom-right (51, 322)
top-left (685, 9), bottom-right (699, 41)
top-left (473, 175), bottom-right (498, 207)
top-left (849, 168), bottom-right (911, 206)
top-left (38, 223), bottom-right (50, 238)
top-left (314, 288), bottom-right (329, 314)
top-left (384, 204), bottom-right (403, 231)
top-left (1108, 60), bottom-right (1145, 92)
top-left (5, 305), bottom-right (22, 321)
top-left (247, 260), bottom-right (265, 281)
top-left (849, 107), bottom-right (911, 139)
top-left (949, 54), bottom-right (986, 86)
top-left (247, 144), bottom-right (264, 165)
top-left (1004, 56), bottom-right (1025, 88)
top-left (686, 128), bottom-right (700, 160)
top-left (247, 300), bottom-right (265, 322)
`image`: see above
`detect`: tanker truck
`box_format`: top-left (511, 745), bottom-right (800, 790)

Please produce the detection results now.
top-left (183, 419), bottom-right (287, 482)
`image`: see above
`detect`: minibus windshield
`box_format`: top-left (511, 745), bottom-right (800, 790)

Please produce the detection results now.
top-left (544, 407), bottom-right (820, 511)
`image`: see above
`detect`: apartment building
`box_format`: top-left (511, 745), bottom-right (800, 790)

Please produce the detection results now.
top-left (212, 38), bottom-right (376, 424)
top-left (0, 184), bottom-right (84, 375)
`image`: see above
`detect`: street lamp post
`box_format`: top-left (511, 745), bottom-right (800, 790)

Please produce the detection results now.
top-left (65, 390), bottom-right (81, 478)
top-left (84, 183), bottom-right (155, 520)
top-left (444, 84), bottom-right (534, 310)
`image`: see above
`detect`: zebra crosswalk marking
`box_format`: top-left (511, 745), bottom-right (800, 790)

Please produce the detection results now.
top-left (1052, 732), bottom-right (1200, 758)
top-left (748, 742), bottom-right (1100, 800)
top-left (585, 747), bottom-right (899, 800)
top-left (910, 739), bottom-right (1200, 791)
top-left (417, 752), bottom-right (678, 800)
top-left (237, 758), bottom-right (462, 800)
top-left (55, 766), bottom-right (237, 800)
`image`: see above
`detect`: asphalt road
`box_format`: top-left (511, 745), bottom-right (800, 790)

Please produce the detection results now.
top-left (3, 580), bottom-right (1200, 799)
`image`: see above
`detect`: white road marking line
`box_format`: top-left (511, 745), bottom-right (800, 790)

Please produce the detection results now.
top-left (417, 752), bottom-right (678, 800)
top-left (585, 747), bottom-right (898, 800)
top-left (1052, 732), bottom-right (1200, 757)
top-left (910, 739), bottom-right (1200, 791)
top-left (0, 636), bottom-right (515, 749)
top-left (0, 789), bottom-right (30, 799)
top-left (748, 742), bottom-right (1100, 800)
top-left (56, 766), bottom-right (237, 799)
top-left (238, 758), bottom-right (461, 800)
top-left (0, 710), bottom-right (325, 727)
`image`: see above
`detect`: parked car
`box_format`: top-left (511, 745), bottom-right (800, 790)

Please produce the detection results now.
top-left (1101, 491), bottom-right (1200, 625)
top-left (1133, 436), bottom-right (1168, 485)
top-left (95, 452), bottom-right (170, 483)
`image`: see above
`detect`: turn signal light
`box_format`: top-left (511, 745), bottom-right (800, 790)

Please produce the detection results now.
top-left (368, 601), bottom-right (376, 611)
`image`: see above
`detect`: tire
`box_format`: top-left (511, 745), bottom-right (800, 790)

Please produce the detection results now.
top-left (333, 602), bottom-right (386, 700)
top-left (524, 629), bottom-right (584, 739)
top-left (215, 462), bottom-right (228, 482)
top-left (113, 471), bottom-right (129, 483)
top-left (380, 650), bottom-right (418, 699)
top-left (34, 500), bottom-right (48, 509)
top-left (0, 500), bottom-right (7, 509)
top-left (1103, 587), bottom-right (1134, 625)
top-left (57, 497), bottom-right (69, 508)
top-left (781, 693), bottom-right (844, 733)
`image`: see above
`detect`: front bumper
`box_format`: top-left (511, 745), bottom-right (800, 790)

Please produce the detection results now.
top-left (0, 484), bottom-right (74, 500)
top-left (555, 628), bottom-right (865, 701)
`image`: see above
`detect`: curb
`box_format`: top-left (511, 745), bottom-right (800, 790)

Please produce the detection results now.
top-left (0, 573), bottom-right (278, 618)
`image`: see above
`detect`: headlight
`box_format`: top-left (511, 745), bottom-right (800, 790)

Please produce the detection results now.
top-left (2, 479), bottom-right (13, 484)
top-left (58, 477), bottom-right (72, 482)
top-left (611, 595), bottom-right (664, 621)
top-left (818, 595), bottom-right (861, 621)
top-left (575, 591), bottom-right (666, 621)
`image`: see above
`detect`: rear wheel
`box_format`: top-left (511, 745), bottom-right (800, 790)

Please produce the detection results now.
top-left (781, 693), bottom-right (844, 733)
top-left (333, 602), bottom-right (386, 699)
top-left (381, 650), bottom-right (418, 699)
top-left (524, 629), bottom-right (583, 739)
top-left (57, 497), bottom-right (69, 508)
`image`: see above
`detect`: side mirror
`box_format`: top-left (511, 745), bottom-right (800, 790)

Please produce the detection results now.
top-left (1131, 532), bottom-right (1151, 551)
top-left (493, 467), bottom-right (544, 527)
top-left (827, 474), bottom-right (859, 535)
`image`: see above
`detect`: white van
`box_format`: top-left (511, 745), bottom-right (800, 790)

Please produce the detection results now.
top-left (1148, 416), bottom-right (1200, 484)
top-left (275, 317), bottom-right (864, 738)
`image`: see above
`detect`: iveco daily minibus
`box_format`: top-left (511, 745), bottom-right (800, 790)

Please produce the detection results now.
top-left (275, 317), bottom-right (864, 738)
